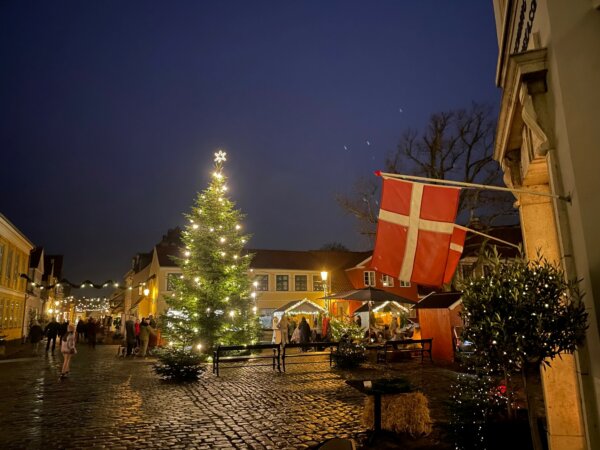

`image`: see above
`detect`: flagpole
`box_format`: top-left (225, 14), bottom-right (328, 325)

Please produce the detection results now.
top-left (455, 225), bottom-right (522, 250)
top-left (377, 172), bottom-right (571, 203)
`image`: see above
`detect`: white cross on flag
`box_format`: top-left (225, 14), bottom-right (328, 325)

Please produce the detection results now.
top-left (372, 175), bottom-right (467, 287)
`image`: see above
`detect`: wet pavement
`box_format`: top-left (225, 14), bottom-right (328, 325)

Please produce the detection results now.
top-left (0, 344), bottom-right (458, 449)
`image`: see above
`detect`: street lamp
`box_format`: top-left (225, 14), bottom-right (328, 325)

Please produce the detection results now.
top-left (320, 271), bottom-right (329, 312)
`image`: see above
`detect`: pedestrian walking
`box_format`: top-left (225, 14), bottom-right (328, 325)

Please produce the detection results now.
top-left (139, 318), bottom-right (156, 357)
top-left (271, 316), bottom-right (281, 344)
top-left (44, 317), bottom-right (60, 353)
top-left (87, 317), bottom-right (97, 348)
top-left (278, 314), bottom-right (289, 346)
top-left (125, 316), bottom-right (136, 356)
top-left (60, 324), bottom-right (77, 379)
top-left (134, 318), bottom-right (141, 347)
top-left (59, 320), bottom-right (69, 344)
top-left (76, 319), bottom-right (85, 341)
top-left (29, 321), bottom-right (43, 355)
top-left (299, 317), bottom-right (311, 351)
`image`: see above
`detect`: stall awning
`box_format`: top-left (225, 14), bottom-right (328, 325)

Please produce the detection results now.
top-left (273, 299), bottom-right (327, 316)
top-left (354, 301), bottom-right (410, 314)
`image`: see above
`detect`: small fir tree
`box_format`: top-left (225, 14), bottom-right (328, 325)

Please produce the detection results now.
top-left (163, 151), bottom-right (261, 351)
top-left (459, 247), bottom-right (587, 450)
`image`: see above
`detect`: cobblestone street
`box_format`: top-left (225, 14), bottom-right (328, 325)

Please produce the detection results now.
top-left (0, 345), bottom-right (457, 449)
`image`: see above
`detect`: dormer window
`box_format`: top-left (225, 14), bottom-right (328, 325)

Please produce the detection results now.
top-left (363, 271), bottom-right (375, 287)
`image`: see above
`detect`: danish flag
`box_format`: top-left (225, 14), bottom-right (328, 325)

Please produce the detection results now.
top-left (372, 174), bottom-right (466, 287)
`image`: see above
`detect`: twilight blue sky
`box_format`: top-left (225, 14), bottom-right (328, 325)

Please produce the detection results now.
top-left (0, 1), bottom-right (501, 283)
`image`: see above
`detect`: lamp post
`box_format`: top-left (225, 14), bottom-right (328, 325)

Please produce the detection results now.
top-left (320, 271), bottom-right (328, 313)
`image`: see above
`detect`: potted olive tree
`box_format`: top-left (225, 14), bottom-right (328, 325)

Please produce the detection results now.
top-left (459, 248), bottom-right (587, 450)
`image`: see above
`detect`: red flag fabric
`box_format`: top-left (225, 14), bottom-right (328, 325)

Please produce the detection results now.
top-left (372, 176), bottom-right (463, 287)
top-left (443, 226), bottom-right (467, 284)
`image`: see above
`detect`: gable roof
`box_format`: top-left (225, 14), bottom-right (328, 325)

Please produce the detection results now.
top-left (156, 245), bottom-right (179, 267)
top-left (249, 249), bottom-right (371, 293)
top-left (29, 247), bottom-right (44, 269)
top-left (248, 249), bottom-right (370, 271)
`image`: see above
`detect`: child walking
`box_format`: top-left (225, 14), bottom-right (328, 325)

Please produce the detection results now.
top-left (60, 324), bottom-right (77, 379)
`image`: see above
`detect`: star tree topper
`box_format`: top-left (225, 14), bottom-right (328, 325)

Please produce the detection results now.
top-left (214, 150), bottom-right (227, 164)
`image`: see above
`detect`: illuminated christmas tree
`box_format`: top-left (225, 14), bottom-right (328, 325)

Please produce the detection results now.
top-left (163, 150), bottom-right (261, 351)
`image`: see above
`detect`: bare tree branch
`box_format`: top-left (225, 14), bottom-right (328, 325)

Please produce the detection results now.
top-left (337, 102), bottom-right (518, 236)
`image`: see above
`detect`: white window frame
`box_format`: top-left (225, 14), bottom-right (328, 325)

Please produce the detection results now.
top-left (364, 271), bottom-right (376, 287)
top-left (275, 274), bottom-right (289, 291)
top-left (399, 280), bottom-right (411, 288)
top-left (294, 274), bottom-right (308, 292)
top-left (254, 274), bottom-right (269, 291)
top-left (381, 275), bottom-right (394, 287)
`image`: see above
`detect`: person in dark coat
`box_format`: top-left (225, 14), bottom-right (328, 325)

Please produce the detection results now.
top-left (59, 320), bottom-right (69, 343)
top-left (298, 317), bottom-right (311, 351)
top-left (76, 319), bottom-right (85, 341)
top-left (87, 317), bottom-right (97, 349)
top-left (29, 321), bottom-right (43, 355)
top-left (44, 317), bottom-right (60, 353)
top-left (125, 316), bottom-right (136, 356)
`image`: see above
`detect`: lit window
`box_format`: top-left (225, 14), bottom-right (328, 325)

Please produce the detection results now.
top-left (381, 275), bottom-right (394, 287)
top-left (255, 274), bottom-right (269, 291)
top-left (313, 275), bottom-right (324, 292)
top-left (364, 271), bottom-right (375, 287)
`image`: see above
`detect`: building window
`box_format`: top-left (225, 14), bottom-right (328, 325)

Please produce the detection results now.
top-left (276, 275), bottom-right (289, 291)
top-left (5, 249), bottom-right (12, 281)
top-left (0, 244), bottom-right (4, 280)
top-left (14, 254), bottom-right (20, 288)
top-left (381, 275), bottom-right (394, 287)
top-left (399, 280), bottom-right (411, 288)
top-left (364, 271), bottom-right (375, 287)
top-left (166, 273), bottom-right (179, 291)
top-left (254, 274), bottom-right (269, 291)
top-left (294, 275), bottom-right (307, 291)
top-left (313, 275), bottom-right (324, 292)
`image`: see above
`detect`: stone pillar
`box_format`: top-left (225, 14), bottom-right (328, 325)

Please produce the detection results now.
top-left (519, 186), bottom-right (587, 450)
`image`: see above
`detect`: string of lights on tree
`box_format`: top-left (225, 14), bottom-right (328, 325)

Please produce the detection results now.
top-left (163, 150), bottom-right (262, 351)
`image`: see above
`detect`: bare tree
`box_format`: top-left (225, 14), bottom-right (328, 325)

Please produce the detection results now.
top-left (337, 103), bottom-right (517, 242)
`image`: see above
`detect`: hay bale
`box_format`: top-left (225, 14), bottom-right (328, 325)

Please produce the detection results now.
top-left (362, 392), bottom-right (433, 436)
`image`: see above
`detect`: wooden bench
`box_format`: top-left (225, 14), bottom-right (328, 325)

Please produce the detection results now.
top-left (213, 343), bottom-right (281, 376)
top-left (379, 338), bottom-right (433, 363)
top-left (281, 342), bottom-right (339, 372)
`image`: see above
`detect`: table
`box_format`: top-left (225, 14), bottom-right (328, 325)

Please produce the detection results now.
top-left (345, 378), bottom-right (413, 433)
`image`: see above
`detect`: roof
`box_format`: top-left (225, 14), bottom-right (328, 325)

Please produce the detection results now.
top-left (354, 301), bottom-right (410, 314)
top-left (156, 245), bottom-right (179, 267)
top-left (327, 287), bottom-right (417, 303)
top-left (249, 249), bottom-right (371, 293)
top-left (29, 247), bottom-right (44, 268)
top-left (273, 299), bottom-right (327, 315)
top-left (414, 292), bottom-right (462, 309)
top-left (249, 249), bottom-right (370, 271)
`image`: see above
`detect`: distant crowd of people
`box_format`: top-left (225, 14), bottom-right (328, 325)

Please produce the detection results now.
top-left (271, 314), bottom-right (332, 347)
top-left (27, 315), bottom-right (114, 379)
top-left (123, 315), bottom-right (157, 357)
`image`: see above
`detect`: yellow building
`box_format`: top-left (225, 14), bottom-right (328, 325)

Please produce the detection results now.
top-left (492, 1), bottom-right (600, 448)
top-left (0, 213), bottom-right (34, 341)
